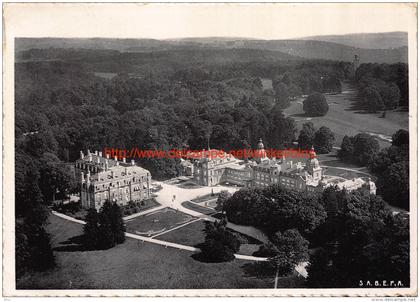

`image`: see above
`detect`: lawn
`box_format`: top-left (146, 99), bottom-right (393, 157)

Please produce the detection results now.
top-left (322, 166), bottom-right (373, 180)
top-left (156, 218), bottom-right (261, 250)
top-left (125, 208), bottom-right (194, 236)
top-left (283, 82), bottom-right (408, 149)
top-left (181, 201), bottom-right (216, 215)
top-left (156, 219), bottom-right (207, 246)
top-left (17, 214), bottom-right (277, 289)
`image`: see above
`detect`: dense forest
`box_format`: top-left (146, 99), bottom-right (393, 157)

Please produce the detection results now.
top-left (222, 184), bottom-right (409, 287)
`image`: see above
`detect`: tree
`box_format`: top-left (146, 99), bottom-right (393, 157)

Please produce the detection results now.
top-left (273, 82), bottom-right (290, 109)
top-left (224, 185), bottom-right (326, 236)
top-left (378, 82), bottom-right (400, 110)
top-left (16, 219), bottom-right (55, 275)
top-left (376, 161), bottom-right (409, 210)
top-left (306, 248), bottom-right (333, 287)
top-left (338, 135), bottom-right (354, 162)
top-left (26, 225), bottom-right (55, 271)
top-left (303, 93), bottom-right (329, 116)
top-left (307, 187), bottom-right (408, 288)
top-left (314, 126), bottom-right (335, 154)
top-left (215, 190), bottom-right (232, 212)
top-left (322, 77), bottom-right (342, 94)
top-left (267, 104), bottom-right (297, 148)
top-left (352, 133), bottom-right (380, 166)
top-left (199, 219), bottom-right (241, 262)
top-left (83, 202), bottom-right (126, 250)
top-left (16, 169), bottom-right (48, 225)
top-left (98, 210), bottom-right (115, 250)
top-left (338, 133), bottom-right (379, 166)
top-left (270, 229), bottom-right (309, 284)
top-left (298, 122), bottom-right (316, 150)
top-left (83, 208), bottom-right (101, 250)
top-left (110, 202), bottom-right (126, 244)
top-left (392, 129), bottom-right (409, 147)
top-left (361, 86), bottom-right (384, 113)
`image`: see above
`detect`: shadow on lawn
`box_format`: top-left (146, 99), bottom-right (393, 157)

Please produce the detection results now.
top-left (53, 234), bottom-right (87, 252)
top-left (242, 262), bottom-right (276, 278)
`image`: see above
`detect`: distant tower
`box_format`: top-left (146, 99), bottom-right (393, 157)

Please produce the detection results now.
top-left (352, 55), bottom-right (360, 77)
top-left (255, 138), bottom-right (268, 164)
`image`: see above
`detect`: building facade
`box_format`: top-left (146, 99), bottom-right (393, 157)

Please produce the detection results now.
top-left (75, 150), bottom-right (151, 210)
top-left (193, 139), bottom-right (376, 195)
top-left (193, 150), bottom-right (253, 187)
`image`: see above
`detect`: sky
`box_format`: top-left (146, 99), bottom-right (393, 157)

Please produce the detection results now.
top-left (4, 3), bottom-right (416, 40)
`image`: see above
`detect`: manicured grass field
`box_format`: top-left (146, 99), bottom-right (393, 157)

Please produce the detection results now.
top-left (284, 82), bottom-right (408, 149)
top-left (181, 201), bottom-right (216, 215)
top-left (322, 166), bottom-right (372, 180)
top-left (17, 214), bottom-right (277, 289)
top-left (156, 219), bottom-right (207, 246)
top-left (125, 208), bottom-right (194, 236)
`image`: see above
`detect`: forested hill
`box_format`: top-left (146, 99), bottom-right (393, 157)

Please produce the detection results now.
top-left (16, 36), bottom-right (407, 64)
top-left (298, 32), bottom-right (408, 49)
top-left (236, 40), bottom-right (407, 64)
top-left (17, 47), bottom-right (300, 65)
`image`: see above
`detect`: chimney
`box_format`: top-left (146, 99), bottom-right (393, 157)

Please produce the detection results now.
top-left (131, 159), bottom-right (135, 166)
top-left (123, 157), bottom-right (126, 163)
top-left (80, 151), bottom-right (84, 159)
top-left (99, 151), bottom-right (102, 157)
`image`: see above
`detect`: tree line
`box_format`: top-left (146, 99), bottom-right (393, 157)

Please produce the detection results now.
top-left (217, 183), bottom-right (408, 287)
top-left (355, 63), bottom-right (408, 112)
top-left (338, 129), bottom-right (409, 210)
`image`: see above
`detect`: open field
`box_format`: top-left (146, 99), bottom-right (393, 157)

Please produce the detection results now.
top-left (17, 214), bottom-right (282, 289)
top-left (125, 208), bottom-right (194, 236)
top-left (284, 82), bottom-right (408, 149)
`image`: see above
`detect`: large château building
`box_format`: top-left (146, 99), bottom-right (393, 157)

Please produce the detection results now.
top-left (193, 139), bottom-right (376, 194)
top-left (75, 150), bottom-right (151, 210)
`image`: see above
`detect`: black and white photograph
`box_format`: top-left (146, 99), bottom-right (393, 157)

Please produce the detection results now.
top-left (3, 2), bottom-right (417, 297)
